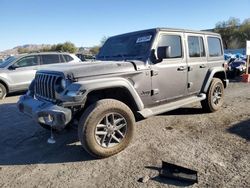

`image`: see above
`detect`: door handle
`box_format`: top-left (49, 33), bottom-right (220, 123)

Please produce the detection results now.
top-left (200, 64), bottom-right (206, 68)
top-left (177, 66), bottom-right (187, 71)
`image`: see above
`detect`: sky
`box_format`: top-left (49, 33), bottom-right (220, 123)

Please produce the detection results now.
top-left (0, 0), bottom-right (249, 51)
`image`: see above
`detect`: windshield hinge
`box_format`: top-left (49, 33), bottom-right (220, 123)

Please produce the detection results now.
top-left (151, 89), bottom-right (159, 95)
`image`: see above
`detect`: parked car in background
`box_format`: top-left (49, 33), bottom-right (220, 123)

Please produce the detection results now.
top-left (0, 52), bottom-right (81, 99)
top-left (0, 58), bottom-right (4, 63)
top-left (228, 59), bottom-right (246, 77)
top-left (225, 53), bottom-right (247, 78)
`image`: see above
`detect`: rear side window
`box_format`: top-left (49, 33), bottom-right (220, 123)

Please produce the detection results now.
top-left (63, 55), bottom-right (73, 62)
top-left (188, 36), bottom-right (205, 57)
top-left (207, 37), bottom-right (222, 57)
top-left (59, 55), bottom-right (66, 63)
top-left (158, 35), bottom-right (182, 58)
top-left (15, 56), bottom-right (39, 68)
top-left (41, 55), bottom-right (60, 64)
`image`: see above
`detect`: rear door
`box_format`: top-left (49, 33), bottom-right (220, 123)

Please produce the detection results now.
top-left (151, 32), bottom-right (188, 102)
top-left (40, 54), bottom-right (62, 68)
top-left (185, 34), bottom-right (208, 95)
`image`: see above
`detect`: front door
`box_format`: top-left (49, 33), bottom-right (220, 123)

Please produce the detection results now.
top-left (151, 32), bottom-right (188, 103)
top-left (8, 55), bottom-right (40, 90)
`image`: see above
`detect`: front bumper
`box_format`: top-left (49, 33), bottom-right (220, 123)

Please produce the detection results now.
top-left (17, 95), bottom-right (72, 130)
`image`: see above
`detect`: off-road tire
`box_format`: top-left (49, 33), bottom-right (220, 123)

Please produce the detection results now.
top-left (201, 78), bottom-right (224, 112)
top-left (0, 83), bottom-right (7, 99)
top-left (78, 99), bottom-right (135, 158)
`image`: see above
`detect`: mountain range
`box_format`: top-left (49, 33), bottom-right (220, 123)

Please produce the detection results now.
top-left (0, 44), bottom-right (52, 56)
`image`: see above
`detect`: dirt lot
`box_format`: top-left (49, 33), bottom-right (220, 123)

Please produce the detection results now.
top-left (0, 81), bottom-right (249, 188)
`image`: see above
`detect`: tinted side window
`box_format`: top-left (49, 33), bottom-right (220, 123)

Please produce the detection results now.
top-left (188, 36), bottom-right (205, 57)
top-left (41, 55), bottom-right (60, 65)
top-left (15, 56), bottom-right (39, 68)
top-left (63, 55), bottom-right (73, 62)
top-left (158, 35), bottom-right (182, 58)
top-left (207, 37), bottom-right (222, 57)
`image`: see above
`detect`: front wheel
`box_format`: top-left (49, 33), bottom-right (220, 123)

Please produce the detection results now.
top-left (0, 83), bottom-right (7, 99)
top-left (201, 78), bottom-right (224, 112)
top-left (78, 99), bottom-right (135, 158)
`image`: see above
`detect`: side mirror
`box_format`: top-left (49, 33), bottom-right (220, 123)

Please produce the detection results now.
top-left (8, 64), bottom-right (17, 70)
top-left (157, 46), bottom-right (171, 60)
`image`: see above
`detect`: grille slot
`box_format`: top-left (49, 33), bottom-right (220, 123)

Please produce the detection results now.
top-left (34, 73), bottom-right (60, 102)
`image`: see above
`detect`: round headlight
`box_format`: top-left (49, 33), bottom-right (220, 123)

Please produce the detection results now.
top-left (61, 79), bottom-right (66, 89)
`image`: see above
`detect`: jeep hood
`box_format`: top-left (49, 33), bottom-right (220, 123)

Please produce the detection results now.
top-left (39, 60), bottom-right (145, 79)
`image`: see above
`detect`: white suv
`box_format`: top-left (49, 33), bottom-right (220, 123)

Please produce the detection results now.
top-left (0, 52), bottom-right (81, 99)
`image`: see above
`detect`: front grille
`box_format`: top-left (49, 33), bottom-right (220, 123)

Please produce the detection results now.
top-left (34, 73), bottom-right (61, 102)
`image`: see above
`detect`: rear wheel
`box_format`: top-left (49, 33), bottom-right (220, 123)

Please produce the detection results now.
top-left (201, 78), bottom-right (224, 112)
top-left (0, 83), bottom-right (7, 99)
top-left (78, 99), bottom-right (135, 158)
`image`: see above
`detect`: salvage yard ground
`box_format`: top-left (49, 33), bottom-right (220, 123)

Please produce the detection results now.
top-left (0, 81), bottom-right (249, 188)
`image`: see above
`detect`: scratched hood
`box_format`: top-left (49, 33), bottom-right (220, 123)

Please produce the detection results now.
top-left (39, 60), bottom-right (144, 79)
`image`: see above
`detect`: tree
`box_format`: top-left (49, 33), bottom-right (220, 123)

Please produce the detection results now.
top-left (61, 42), bottom-right (77, 53)
top-left (90, 46), bottom-right (100, 55)
top-left (88, 36), bottom-right (109, 55)
top-left (40, 46), bottom-right (52, 52)
top-left (50, 42), bottom-right (77, 53)
top-left (17, 48), bottom-right (29, 54)
top-left (215, 17), bottom-right (240, 49)
top-left (214, 17), bottom-right (250, 49)
top-left (100, 36), bottom-right (109, 46)
top-left (238, 19), bottom-right (250, 48)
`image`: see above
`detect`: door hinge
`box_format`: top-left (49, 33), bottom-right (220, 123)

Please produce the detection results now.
top-left (188, 66), bottom-right (193, 71)
top-left (151, 89), bottom-right (159, 95)
top-left (151, 70), bottom-right (159, 76)
top-left (187, 82), bottom-right (193, 88)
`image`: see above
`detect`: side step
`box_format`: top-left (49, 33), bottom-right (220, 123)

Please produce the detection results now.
top-left (138, 93), bottom-right (206, 118)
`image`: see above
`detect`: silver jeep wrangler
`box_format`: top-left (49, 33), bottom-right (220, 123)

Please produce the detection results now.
top-left (18, 28), bottom-right (229, 158)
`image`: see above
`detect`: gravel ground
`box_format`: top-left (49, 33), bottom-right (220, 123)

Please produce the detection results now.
top-left (0, 81), bottom-right (249, 188)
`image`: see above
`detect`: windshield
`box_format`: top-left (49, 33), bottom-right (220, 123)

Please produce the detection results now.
top-left (0, 56), bottom-right (17, 68)
top-left (97, 31), bottom-right (155, 61)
